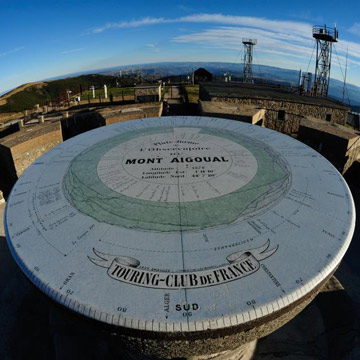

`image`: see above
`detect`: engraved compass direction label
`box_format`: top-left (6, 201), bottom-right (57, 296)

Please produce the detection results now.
top-left (4, 116), bottom-right (355, 333)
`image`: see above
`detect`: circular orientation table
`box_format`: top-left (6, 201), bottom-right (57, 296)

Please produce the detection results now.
top-left (5, 116), bottom-right (355, 358)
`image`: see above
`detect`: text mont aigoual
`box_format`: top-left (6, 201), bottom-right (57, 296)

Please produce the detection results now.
top-left (125, 156), bottom-right (229, 164)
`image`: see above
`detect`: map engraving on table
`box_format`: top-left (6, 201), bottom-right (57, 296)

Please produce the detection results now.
top-left (4, 116), bottom-right (355, 332)
top-left (88, 240), bottom-right (278, 289)
top-left (63, 126), bottom-right (291, 231)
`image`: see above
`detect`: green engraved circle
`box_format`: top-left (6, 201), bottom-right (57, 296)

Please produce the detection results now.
top-left (63, 127), bottom-right (290, 231)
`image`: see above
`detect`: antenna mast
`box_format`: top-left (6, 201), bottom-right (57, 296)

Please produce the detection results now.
top-left (312, 25), bottom-right (338, 97)
top-left (242, 38), bottom-right (257, 83)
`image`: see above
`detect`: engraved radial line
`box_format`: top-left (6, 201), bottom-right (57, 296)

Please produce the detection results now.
top-left (174, 131), bottom-right (189, 324)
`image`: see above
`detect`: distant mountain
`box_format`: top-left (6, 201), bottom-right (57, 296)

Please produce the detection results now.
top-left (101, 61), bottom-right (360, 108)
top-left (2, 61), bottom-right (359, 112)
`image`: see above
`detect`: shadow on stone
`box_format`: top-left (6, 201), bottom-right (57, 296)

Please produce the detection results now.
top-left (255, 276), bottom-right (360, 360)
top-left (0, 235), bottom-right (52, 359)
top-left (315, 277), bottom-right (360, 360)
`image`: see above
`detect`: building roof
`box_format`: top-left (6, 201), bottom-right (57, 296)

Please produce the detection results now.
top-left (194, 68), bottom-right (212, 76)
top-left (200, 82), bottom-right (348, 110)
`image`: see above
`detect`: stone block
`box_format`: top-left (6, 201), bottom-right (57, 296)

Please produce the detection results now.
top-left (0, 122), bottom-right (63, 195)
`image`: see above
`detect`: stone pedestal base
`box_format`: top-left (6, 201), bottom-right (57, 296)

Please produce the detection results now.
top-left (113, 340), bottom-right (257, 360)
top-left (186, 341), bottom-right (257, 360)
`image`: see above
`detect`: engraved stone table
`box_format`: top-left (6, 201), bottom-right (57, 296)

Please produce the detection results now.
top-left (4, 117), bottom-right (356, 359)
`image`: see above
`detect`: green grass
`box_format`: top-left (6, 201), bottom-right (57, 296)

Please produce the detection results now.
top-left (80, 87), bottom-right (135, 100)
top-left (184, 85), bottom-right (199, 103)
top-left (0, 74), bottom-right (136, 113)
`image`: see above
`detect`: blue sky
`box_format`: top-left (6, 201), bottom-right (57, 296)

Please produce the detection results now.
top-left (1, 0), bottom-right (360, 94)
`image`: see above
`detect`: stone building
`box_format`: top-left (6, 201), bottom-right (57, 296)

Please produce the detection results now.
top-left (194, 68), bottom-right (213, 84)
top-left (198, 82), bottom-right (360, 174)
top-left (200, 82), bottom-right (349, 136)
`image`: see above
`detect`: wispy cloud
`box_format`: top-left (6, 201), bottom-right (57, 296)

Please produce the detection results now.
top-left (61, 48), bottom-right (84, 54)
top-left (87, 13), bottom-right (312, 36)
top-left (145, 43), bottom-right (160, 52)
top-left (173, 26), bottom-right (314, 64)
top-left (177, 4), bottom-right (193, 12)
top-left (0, 46), bottom-right (24, 58)
top-left (290, 10), bottom-right (324, 24)
top-left (90, 17), bottom-right (167, 34)
top-left (172, 23), bottom-right (360, 68)
top-left (348, 23), bottom-right (360, 36)
top-left (85, 13), bottom-right (360, 71)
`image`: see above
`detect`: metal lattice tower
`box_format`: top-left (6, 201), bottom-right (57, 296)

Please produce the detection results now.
top-left (242, 38), bottom-right (257, 83)
top-left (312, 25), bottom-right (338, 97)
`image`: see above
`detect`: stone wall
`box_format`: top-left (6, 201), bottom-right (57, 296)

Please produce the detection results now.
top-left (61, 103), bottom-right (163, 140)
top-left (207, 97), bottom-right (348, 130)
top-left (297, 119), bottom-right (360, 174)
top-left (199, 101), bottom-right (266, 125)
top-left (99, 103), bottom-right (163, 126)
top-left (264, 109), bottom-right (303, 136)
top-left (0, 122), bottom-right (62, 196)
top-left (61, 111), bottom-right (105, 141)
top-left (0, 122), bottom-right (21, 139)
top-left (134, 88), bottom-right (160, 96)
top-left (347, 113), bottom-right (360, 129)
top-left (134, 86), bottom-right (161, 103)
top-left (344, 137), bottom-right (360, 174)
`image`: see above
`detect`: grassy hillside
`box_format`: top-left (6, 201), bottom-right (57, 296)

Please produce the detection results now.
top-left (0, 74), bottom-right (134, 113)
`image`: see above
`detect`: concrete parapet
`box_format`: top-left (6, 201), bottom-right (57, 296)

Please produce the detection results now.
top-left (0, 122), bottom-right (63, 195)
top-left (199, 101), bottom-right (265, 126)
top-left (134, 85), bottom-right (161, 103)
top-left (61, 103), bottom-right (163, 141)
top-left (99, 102), bottom-right (163, 126)
top-left (298, 117), bottom-right (360, 173)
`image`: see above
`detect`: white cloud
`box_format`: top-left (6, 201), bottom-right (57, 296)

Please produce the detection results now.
top-left (61, 48), bottom-right (84, 54)
top-left (177, 14), bottom-right (311, 37)
top-left (173, 26), bottom-right (314, 63)
top-left (85, 13), bottom-right (360, 79)
top-left (88, 13), bottom-right (312, 36)
top-left (0, 46), bottom-right (24, 58)
top-left (348, 23), bottom-right (360, 36)
top-left (177, 4), bottom-right (192, 12)
top-left (173, 24), bottom-right (360, 69)
top-left (91, 17), bottom-right (167, 34)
